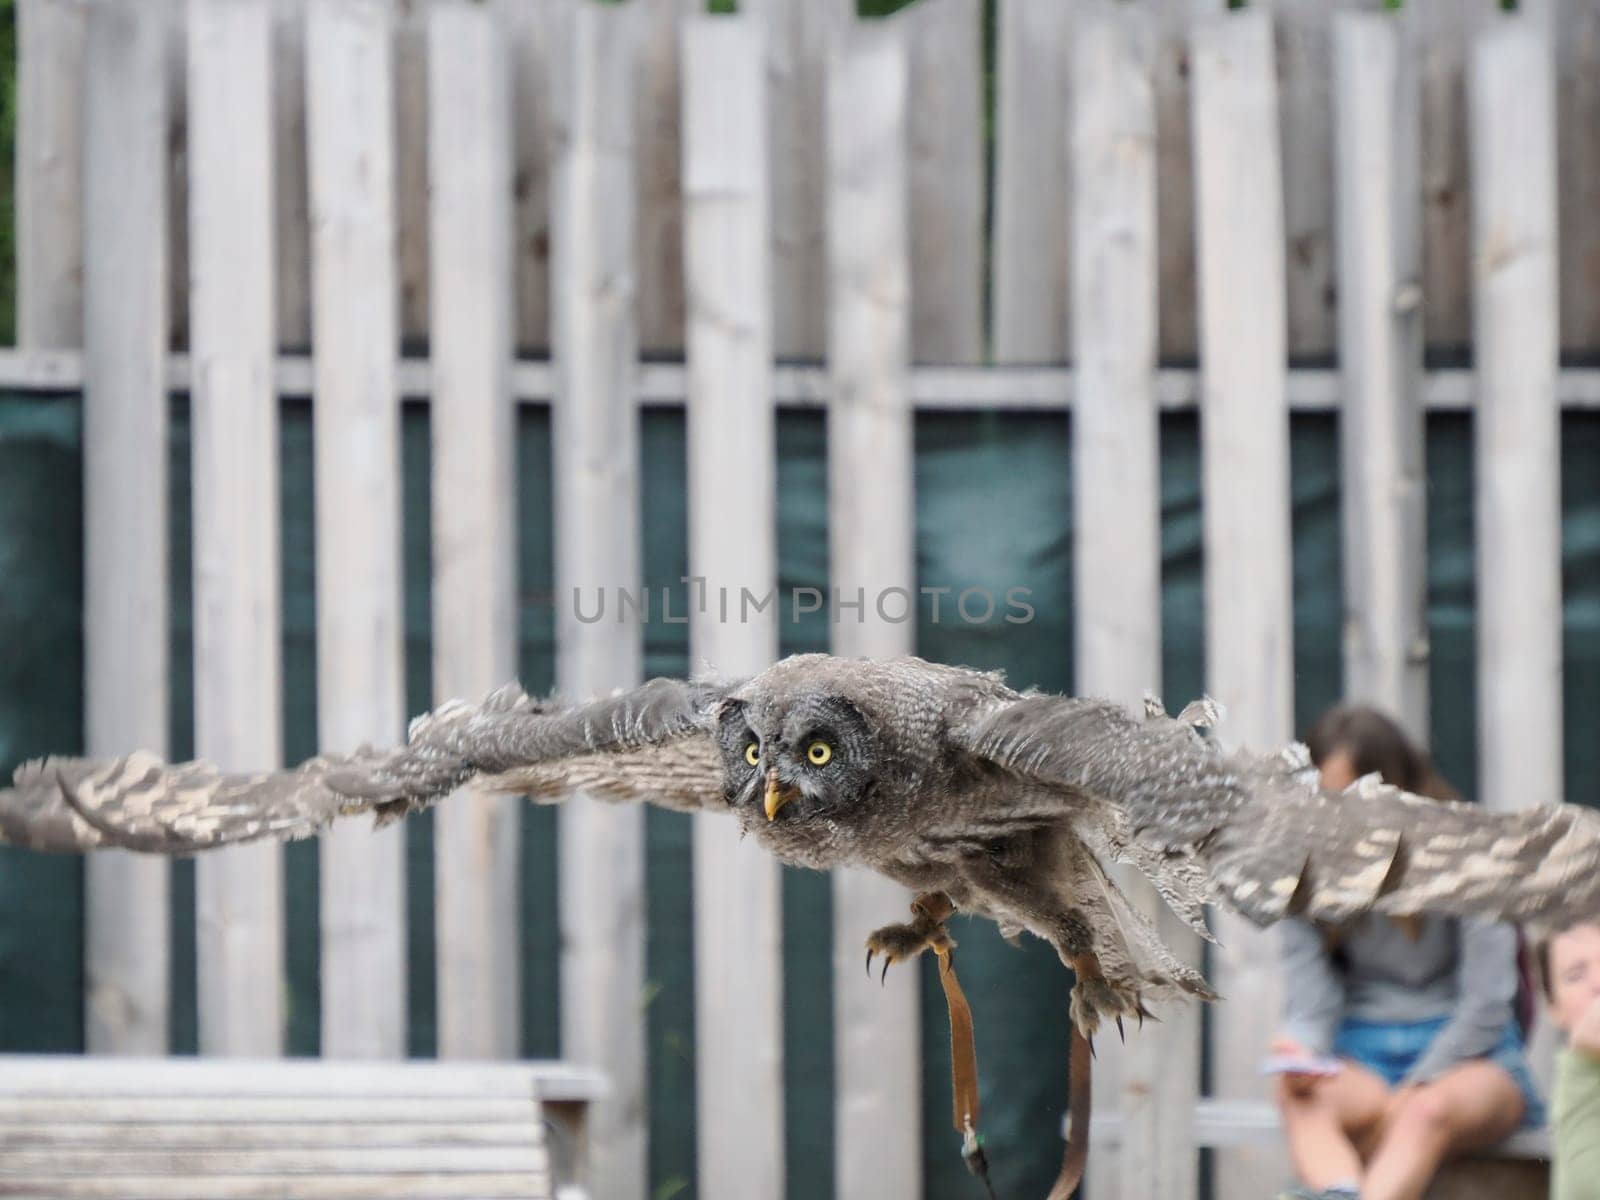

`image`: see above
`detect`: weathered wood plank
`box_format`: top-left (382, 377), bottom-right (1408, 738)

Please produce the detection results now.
top-left (1557, 0), bottom-right (1600, 356)
top-left (1152, 0), bottom-right (1224, 363)
top-left (394, 0), bottom-right (428, 346)
top-left (0, 1123), bottom-right (539, 1149)
top-left (680, 15), bottom-right (785, 1200)
top-left (903, 0), bottom-right (983, 364)
top-left (632, 0), bottom-right (694, 357)
top-left (0, 1175), bottom-right (551, 1200)
top-left (827, 24), bottom-right (921, 1200)
top-left (992, 0), bottom-right (1071, 363)
top-left (1334, 10), bottom-right (1429, 741)
top-left (0, 1054), bottom-right (602, 1098)
top-left (81, 0), bottom-right (172, 1058)
top-left (0, 1146), bottom-right (549, 1174)
top-left (305, 0), bottom-right (407, 1060)
top-left (1269, 0), bottom-right (1344, 360)
top-left (1470, 16), bottom-right (1563, 816)
top-left (1408, 0), bottom-right (1497, 355)
top-left (1070, 11), bottom-right (1200, 1200)
top-left (273, 0), bottom-right (311, 351)
top-left (0, 1098), bottom-right (535, 1124)
top-left (16, 0), bottom-right (85, 349)
top-left (1190, 10), bottom-right (1294, 1195)
top-left (159, 1), bottom-right (188, 356)
top-left (492, 0), bottom-right (562, 355)
top-left (187, 0), bottom-right (286, 1058)
top-left (752, 0), bottom-right (852, 360)
top-left (427, 0), bottom-right (521, 1063)
top-left (549, 6), bottom-right (647, 1199)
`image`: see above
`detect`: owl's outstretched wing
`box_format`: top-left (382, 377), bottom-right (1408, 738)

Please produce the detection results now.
top-left (952, 691), bottom-right (1600, 935)
top-left (0, 677), bottom-right (733, 855)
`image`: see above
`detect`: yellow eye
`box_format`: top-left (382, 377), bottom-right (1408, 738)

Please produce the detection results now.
top-left (806, 741), bottom-right (833, 766)
top-left (744, 741), bottom-right (760, 767)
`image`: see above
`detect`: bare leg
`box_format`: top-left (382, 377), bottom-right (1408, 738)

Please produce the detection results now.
top-left (1361, 1061), bottom-right (1524, 1200)
top-left (1274, 1060), bottom-right (1390, 1189)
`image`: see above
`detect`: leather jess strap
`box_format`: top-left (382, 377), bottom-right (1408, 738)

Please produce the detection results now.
top-left (934, 945), bottom-right (981, 1136)
top-left (932, 943), bottom-right (996, 1199)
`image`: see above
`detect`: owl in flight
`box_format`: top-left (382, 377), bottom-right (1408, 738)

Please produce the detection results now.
top-left (4, 652), bottom-right (1599, 1036)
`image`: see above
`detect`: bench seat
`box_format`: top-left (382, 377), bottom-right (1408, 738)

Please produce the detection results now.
top-left (0, 1055), bottom-right (604, 1200)
top-left (1085, 1098), bottom-right (1550, 1200)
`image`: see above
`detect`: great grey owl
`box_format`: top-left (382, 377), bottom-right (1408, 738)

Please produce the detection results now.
top-left (5, 652), bottom-right (1600, 1036)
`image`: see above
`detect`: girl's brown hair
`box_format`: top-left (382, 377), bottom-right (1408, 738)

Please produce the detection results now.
top-left (1304, 705), bottom-right (1458, 803)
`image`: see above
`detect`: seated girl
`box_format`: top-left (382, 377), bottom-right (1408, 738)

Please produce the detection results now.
top-left (1272, 705), bottom-right (1543, 1200)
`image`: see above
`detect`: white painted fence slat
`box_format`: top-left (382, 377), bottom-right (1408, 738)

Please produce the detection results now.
top-left (1470, 16), bottom-right (1563, 817)
top-left (992, 0), bottom-right (1071, 363)
top-left (1190, 10), bottom-right (1294, 1196)
top-left (1334, 11), bottom-right (1428, 742)
top-left (17, 0), bottom-right (85, 351)
top-left (428, 0), bottom-right (520, 1063)
top-left (81, 0), bottom-right (172, 1058)
top-left (681, 18), bottom-right (785, 1200)
top-left (550, 6), bottom-right (647, 1199)
top-left (187, 0), bottom-right (285, 1058)
top-left (306, 0), bottom-right (407, 1060)
top-left (903, 0), bottom-right (983, 365)
top-left (827, 25), bottom-right (921, 1200)
top-left (1071, 9), bottom-right (1199, 1199)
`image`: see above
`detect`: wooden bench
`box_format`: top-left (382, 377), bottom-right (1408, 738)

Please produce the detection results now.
top-left (0, 1055), bottom-right (605, 1199)
top-left (1087, 1099), bottom-right (1551, 1200)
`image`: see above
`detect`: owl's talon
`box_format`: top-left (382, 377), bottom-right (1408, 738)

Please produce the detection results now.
top-left (863, 909), bottom-right (957, 984)
top-left (1068, 958), bottom-right (1149, 1040)
top-left (1115, 1015), bottom-right (1125, 1044)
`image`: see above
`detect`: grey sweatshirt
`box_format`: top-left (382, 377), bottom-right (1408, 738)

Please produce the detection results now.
top-left (1278, 913), bottom-right (1519, 1085)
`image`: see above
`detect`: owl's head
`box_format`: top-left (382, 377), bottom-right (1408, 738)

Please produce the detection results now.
top-left (715, 692), bottom-right (877, 823)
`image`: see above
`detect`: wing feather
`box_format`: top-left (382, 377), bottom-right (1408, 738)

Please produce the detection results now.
top-left (0, 677), bottom-right (733, 855)
top-left (953, 691), bottom-right (1600, 935)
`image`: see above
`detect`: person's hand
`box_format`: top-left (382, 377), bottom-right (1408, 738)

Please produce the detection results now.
top-left (1269, 1035), bottom-right (1326, 1098)
top-left (1571, 995), bottom-right (1600, 1060)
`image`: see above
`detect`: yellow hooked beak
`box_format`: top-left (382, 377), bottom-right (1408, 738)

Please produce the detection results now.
top-left (764, 769), bottom-right (799, 822)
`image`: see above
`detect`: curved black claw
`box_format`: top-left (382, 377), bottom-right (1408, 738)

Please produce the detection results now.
top-left (866, 948), bottom-right (874, 980)
top-left (880, 956), bottom-right (891, 987)
top-left (1115, 1015), bottom-right (1126, 1045)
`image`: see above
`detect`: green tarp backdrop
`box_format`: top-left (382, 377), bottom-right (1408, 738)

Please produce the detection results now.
top-left (1, 393), bottom-right (1597, 1198)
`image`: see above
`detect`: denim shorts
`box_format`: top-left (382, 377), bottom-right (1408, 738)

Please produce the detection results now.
top-left (1332, 1015), bottom-right (1546, 1128)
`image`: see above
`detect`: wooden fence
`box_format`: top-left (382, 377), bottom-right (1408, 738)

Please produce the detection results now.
top-left (7, 0), bottom-right (1590, 1198)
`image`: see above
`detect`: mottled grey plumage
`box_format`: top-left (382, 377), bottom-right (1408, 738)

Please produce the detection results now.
top-left (6, 652), bottom-right (1600, 1030)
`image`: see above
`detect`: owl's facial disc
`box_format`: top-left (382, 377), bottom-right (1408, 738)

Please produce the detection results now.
top-left (714, 693), bottom-right (875, 823)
